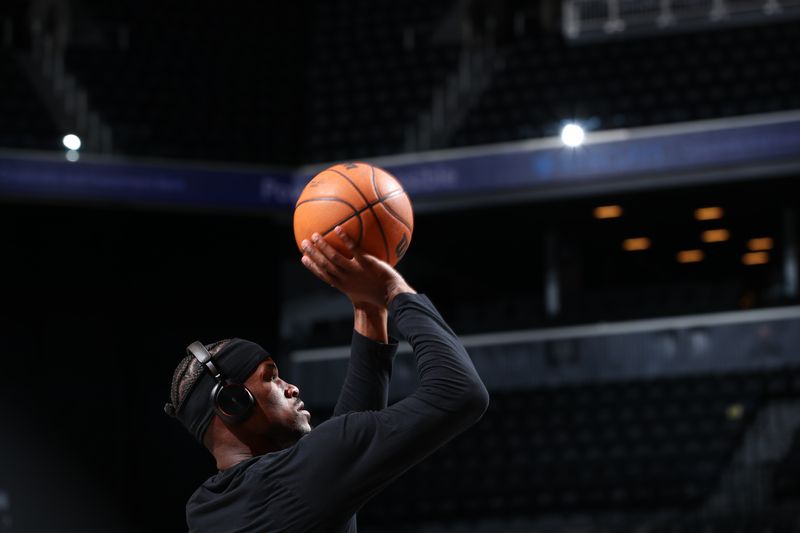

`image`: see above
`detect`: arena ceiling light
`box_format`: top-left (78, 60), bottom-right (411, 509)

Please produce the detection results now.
top-left (560, 123), bottom-right (585, 147)
top-left (63, 133), bottom-right (81, 162)
top-left (593, 205), bottom-right (623, 219)
top-left (701, 229), bottom-right (730, 243)
top-left (743, 251), bottom-right (769, 265)
top-left (62, 134), bottom-right (82, 151)
top-left (748, 237), bottom-right (773, 251)
top-left (622, 237), bottom-right (650, 251)
top-left (677, 249), bottom-right (704, 263)
top-left (694, 206), bottom-right (724, 221)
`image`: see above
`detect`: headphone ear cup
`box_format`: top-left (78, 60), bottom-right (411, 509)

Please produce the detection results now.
top-left (211, 382), bottom-right (255, 424)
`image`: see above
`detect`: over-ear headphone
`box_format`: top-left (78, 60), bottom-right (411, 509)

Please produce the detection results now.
top-left (187, 341), bottom-right (255, 425)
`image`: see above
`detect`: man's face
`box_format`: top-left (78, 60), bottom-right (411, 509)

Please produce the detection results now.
top-left (246, 358), bottom-right (312, 448)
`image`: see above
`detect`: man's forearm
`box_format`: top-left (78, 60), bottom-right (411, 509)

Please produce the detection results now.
top-left (352, 280), bottom-right (415, 343)
top-left (332, 305), bottom-right (395, 416)
top-left (353, 305), bottom-right (388, 344)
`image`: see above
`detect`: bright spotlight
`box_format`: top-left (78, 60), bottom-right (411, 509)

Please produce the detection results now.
top-left (560, 124), bottom-right (585, 147)
top-left (63, 134), bottom-right (82, 151)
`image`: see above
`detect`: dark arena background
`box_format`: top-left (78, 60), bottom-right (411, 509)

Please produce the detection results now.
top-left (3, 0), bottom-right (800, 531)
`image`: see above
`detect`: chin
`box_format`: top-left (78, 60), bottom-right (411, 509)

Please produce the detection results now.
top-left (297, 412), bottom-right (313, 434)
top-left (287, 420), bottom-right (312, 442)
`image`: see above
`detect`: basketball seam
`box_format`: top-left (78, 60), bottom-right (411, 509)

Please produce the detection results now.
top-left (379, 191), bottom-right (413, 231)
top-left (330, 166), bottom-right (390, 261)
top-left (296, 196), bottom-right (358, 210)
top-left (302, 193), bottom-right (407, 249)
top-left (368, 167), bottom-right (410, 230)
top-left (367, 165), bottom-right (391, 260)
top-left (296, 197), bottom-right (364, 246)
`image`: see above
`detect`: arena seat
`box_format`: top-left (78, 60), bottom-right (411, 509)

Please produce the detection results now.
top-left (451, 19), bottom-right (800, 150)
top-left (49, 2), bottom-right (800, 164)
top-left (305, 0), bottom-right (461, 162)
top-left (334, 368), bottom-right (780, 527)
top-left (0, 51), bottom-right (60, 151)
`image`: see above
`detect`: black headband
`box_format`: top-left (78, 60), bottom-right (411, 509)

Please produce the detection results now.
top-left (168, 338), bottom-right (271, 442)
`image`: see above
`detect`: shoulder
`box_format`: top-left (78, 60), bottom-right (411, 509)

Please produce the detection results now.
top-left (187, 452), bottom-right (305, 530)
top-left (299, 412), bottom-right (383, 448)
top-left (190, 451), bottom-right (290, 500)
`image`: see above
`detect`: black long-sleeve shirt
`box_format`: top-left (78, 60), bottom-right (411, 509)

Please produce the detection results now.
top-left (186, 293), bottom-right (490, 532)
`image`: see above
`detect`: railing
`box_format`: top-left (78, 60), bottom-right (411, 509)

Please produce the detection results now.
top-left (290, 304), bottom-right (800, 406)
top-left (563, 0), bottom-right (800, 42)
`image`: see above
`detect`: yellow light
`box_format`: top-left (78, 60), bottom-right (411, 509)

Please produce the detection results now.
top-left (594, 205), bottom-right (623, 219)
top-left (748, 237), bottom-right (773, 251)
top-left (622, 237), bottom-right (651, 251)
top-left (726, 403), bottom-right (744, 421)
top-left (677, 249), bottom-right (704, 263)
top-left (695, 207), bottom-right (724, 221)
top-left (701, 229), bottom-right (730, 243)
top-left (743, 252), bottom-right (769, 265)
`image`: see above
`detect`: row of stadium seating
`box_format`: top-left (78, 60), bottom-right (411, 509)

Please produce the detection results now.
top-left (305, 0), bottom-right (460, 162)
top-left (304, 366), bottom-right (800, 527)
top-left (774, 424), bottom-right (800, 503)
top-left (296, 280), bottom-right (748, 348)
top-left (4, 1), bottom-right (799, 164)
top-left (61, 0), bottom-right (304, 163)
top-left (59, 0), bottom-right (459, 163)
top-left (0, 51), bottom-right (59, 151)
top-left (365, 505), bottom-right (800, 533)
top-left (451, 18), bottom-right (800, 147)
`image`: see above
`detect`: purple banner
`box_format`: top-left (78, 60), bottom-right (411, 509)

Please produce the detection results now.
top-left (0, 155), bottom-right (294, 209)
top-left (374, 116), bottom-right (800, 199)
top-left (3, 114), bottom-right (800, 210)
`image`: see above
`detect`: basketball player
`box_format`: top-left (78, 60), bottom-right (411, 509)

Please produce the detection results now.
top-left (165, 226), bottom-right (489, 532)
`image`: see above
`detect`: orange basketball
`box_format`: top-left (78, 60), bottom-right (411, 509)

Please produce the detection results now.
top-left (293, 162), bottom-right (413, 266)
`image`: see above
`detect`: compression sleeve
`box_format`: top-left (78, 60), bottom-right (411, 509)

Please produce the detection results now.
top-left (332, 330), bottom-right (398, 416)
top-left (277, 293), bottom-right (489, 527)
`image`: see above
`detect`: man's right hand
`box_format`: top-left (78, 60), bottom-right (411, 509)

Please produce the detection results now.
top-left (301, 226), bottom-right (416, 308)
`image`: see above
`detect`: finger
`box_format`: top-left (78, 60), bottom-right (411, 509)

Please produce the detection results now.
top-left (301, 254), bottom-right (338, 287)
top-left (311, 233), bottom-right (352, 271)
top-left (303, 239), bottom-right (342, 279)
top-left (334, 226), bottom-right (364, 260)
top-left (334, 226), bottom-right (378, 268)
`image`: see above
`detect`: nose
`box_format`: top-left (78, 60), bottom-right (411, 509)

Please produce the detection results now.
top-left (285, 383), bottom-right (300, 399)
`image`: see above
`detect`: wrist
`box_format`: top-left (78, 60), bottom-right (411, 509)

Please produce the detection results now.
top-left (353, 305), bottom-right (389, 343)
top-left (386, 282), bottom-right (416, 306)
top-left (353, 302), bottom-right (388, 316)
